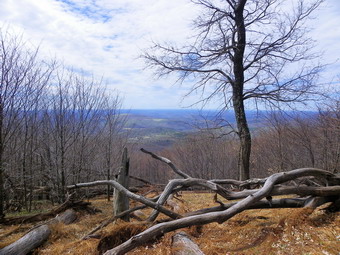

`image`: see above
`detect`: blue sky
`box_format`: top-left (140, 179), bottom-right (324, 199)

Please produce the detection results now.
top-left (0, 0), bottom-right (339, 109)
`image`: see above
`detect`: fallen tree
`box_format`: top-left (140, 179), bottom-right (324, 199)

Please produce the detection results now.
top-left (0, 209), bottom-right (77, 255)
top-left (67, 149), bottom-right (339, 255)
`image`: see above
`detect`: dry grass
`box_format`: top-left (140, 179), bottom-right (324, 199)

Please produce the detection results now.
top-left (0, 193), bottom-right (339, 255)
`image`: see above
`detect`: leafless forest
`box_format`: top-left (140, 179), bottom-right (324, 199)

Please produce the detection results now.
top-left (0, 0), bottom-right (339, 253)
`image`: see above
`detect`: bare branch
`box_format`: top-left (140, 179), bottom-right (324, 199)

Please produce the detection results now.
top-left (67, 180), bottom-right (181, 220)
top-left (140, 148), bottom-right (191, 179)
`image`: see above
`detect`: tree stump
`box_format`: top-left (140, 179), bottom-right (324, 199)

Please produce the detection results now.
top-left (114, 147), bottom-right (130, 221)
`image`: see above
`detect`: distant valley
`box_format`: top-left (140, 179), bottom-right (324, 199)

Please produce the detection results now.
top-left (121, 109), bottom-right (268, 148)
top-left (121, 109), bottom-right (317, 148)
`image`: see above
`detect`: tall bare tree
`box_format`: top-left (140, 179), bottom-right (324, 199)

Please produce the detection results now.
top-left (144, 0), bottom-right (324, 180)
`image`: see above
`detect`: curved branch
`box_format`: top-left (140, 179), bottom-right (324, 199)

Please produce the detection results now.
top-left (147, 178), bottom-right (231, 222)
top-left (140, 148), bottom-right (191, 179)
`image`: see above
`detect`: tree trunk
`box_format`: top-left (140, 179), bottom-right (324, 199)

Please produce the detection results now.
top-left (233, 97), bottom-right (251, 181)
top-left (232, 0), bottom-right (250, 181)
top-left (114, 147), bottom-right (130, 221)
top-left (0, 167), bottom-right (3, 219)
top-left (0, 146), bottom-right (4, 219)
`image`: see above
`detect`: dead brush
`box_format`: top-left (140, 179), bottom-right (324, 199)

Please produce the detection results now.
top-left (96, 221), bottom-right (150, 254)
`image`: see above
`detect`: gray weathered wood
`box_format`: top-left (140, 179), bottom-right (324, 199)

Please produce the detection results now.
top-left (141, 148), bottom-right (191, 179)
top-left (171, 232), bottom-right (205, 255)
top-left (114, 148), bottom-right (130, 221)
top-left (0, 209), bottom-right (77, 255)
top-left (0, 225), bottom-right (51, 255)
top-left (54, 209), bottom-right (77, 225)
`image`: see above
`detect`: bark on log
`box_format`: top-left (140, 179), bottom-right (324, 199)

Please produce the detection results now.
top-left (0, 225), bottom-right (51, 255)
top-left (171, 232), bottom-right (205, 255)
top-left (0, 209), bottom-right (77, 255)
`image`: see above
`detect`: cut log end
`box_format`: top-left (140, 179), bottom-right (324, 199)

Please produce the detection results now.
top-left (55, 209), bottom-right (78, 225)
top-left (171, 231), bottom-right (205, 255)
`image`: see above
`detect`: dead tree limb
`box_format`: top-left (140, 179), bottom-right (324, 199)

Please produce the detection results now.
top-left (222, 185), bottom-right (340, 200)
top-left (147, 178), bottom-right (230, 222)
top-left (210, 178), bottom-right (266, 187)
top-left (185, 196), bottom-right (335, 217)
top-left (67, 180), bottom-right (181, 220)
top-left (210, 174), bottom-right (340, 187)
top-left (141, 148), bottom-right (191, 178)
top-left (147, 178), bottom-right (339, 222)
top-left (103, 168), bottom-right (336, 255)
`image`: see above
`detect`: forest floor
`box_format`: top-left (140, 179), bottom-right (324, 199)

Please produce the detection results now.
top-left (0, 192), bottom-right (339, 255)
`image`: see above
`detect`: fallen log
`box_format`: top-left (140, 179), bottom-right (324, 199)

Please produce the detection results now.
top-left (0, 225), bottom-right (51, 255)
top-left (171, 231), bottom-right (205, 255)
top-left (0, 209), bottom-right (77, 255)
top-left (222, 185), bottom-right (340, 200)
top-left (185, 196), bottom-right (336, 217)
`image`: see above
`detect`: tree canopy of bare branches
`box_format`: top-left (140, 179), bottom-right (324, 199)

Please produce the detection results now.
top-left (0, 29), bottom-right (55, 218)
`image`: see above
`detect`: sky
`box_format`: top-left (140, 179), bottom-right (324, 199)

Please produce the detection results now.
top-left (0, 0), bottom-right (339, 109)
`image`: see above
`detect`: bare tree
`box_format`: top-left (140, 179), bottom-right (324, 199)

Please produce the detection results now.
top-left (0, 29), bottom-right (54, 218)
top-left (43, 69), bottom-right (118, 202)
top-left (144, 0), bottom-right (324, 180)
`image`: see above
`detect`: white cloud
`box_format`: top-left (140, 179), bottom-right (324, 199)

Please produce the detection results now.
top-left (0, 0), bottom-right (338, 109)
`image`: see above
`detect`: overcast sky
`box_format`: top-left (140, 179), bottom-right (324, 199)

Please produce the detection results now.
top-left (0, 0), bottom-right (339, 109)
